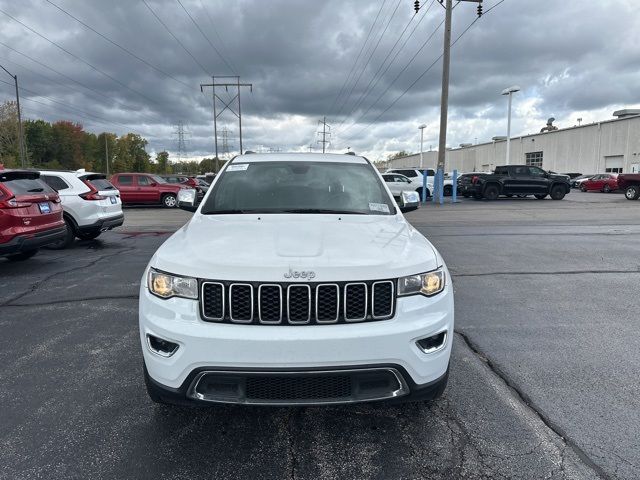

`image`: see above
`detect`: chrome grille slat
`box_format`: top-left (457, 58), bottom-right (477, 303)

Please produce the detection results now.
top-left (200, 280), bottom-right (395, 325)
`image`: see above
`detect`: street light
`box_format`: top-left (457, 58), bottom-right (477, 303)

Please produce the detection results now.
top-left (501, 85), bottom-right (520, 166)
top-left (0, 64), bottom-right (26, 168)
top-left (418, 124), bottom-right (426, 168)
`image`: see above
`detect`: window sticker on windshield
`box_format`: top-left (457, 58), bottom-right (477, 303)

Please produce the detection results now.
top-left (227, 164), bottom-right (249, 172)
top-left (369, 202), bottom-right (390, 213)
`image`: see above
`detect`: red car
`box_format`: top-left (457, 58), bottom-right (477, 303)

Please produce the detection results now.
top-left (580, 174), bottom-right (619, 193)
top-left (110, 173), bottom-right (188, 208)
top-left (0, 169), bottom-right (65, 261)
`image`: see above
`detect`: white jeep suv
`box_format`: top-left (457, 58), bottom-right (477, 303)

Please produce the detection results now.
top-left (140, 153), bottom-right (453, 406)
top-left (39, 169), bottom-right (123, 248)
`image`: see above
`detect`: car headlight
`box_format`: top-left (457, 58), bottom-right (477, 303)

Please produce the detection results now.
top-left (397, 268), bottom-right (445, 297)
top-left (148, 268), bottom-right (198, 299)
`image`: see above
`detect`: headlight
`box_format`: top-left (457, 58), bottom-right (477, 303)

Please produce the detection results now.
top-left (148, 268), bottom-right (198, 299)
top-left (397, 268), bottom-right (445, 297)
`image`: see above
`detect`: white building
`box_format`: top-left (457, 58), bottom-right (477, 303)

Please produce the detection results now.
top-left (388, 110), bottom-right (640, 175)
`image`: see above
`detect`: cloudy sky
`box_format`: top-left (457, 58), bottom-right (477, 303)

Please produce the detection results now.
top-left (1, 0), bottom-right (639, 163)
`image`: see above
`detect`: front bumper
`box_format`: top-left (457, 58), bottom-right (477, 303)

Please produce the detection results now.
top-left (0, 225), bottom-right (66, 256)
top-left (139, 276), bottom-right (454, 404)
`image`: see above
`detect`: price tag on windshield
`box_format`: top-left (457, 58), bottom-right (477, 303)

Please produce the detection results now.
top-left (369, 203), bottom-right (390, 213)
top-left (226, 164), bottom-right (249, 172)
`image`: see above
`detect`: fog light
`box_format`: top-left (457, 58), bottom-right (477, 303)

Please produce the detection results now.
top-left (146, 334), bottom-right (179, 357)
top-left (416, 331), bottom-right (447, 354)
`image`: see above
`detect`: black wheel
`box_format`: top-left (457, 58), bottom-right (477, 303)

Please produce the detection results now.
top-left (625, 185), bottom-right (640, 200)
top-left (462, 193), bottom-right (470, 198)
top-left (46, 217), bottom-right (75, 249)
top-left (550, 185), bottom-right (566, 200)
top-left (534, 194), bottom-right (547, 200)
top-left (162, 194), bottom-right (177, 208)
top-left (76, 230), bottom-right (102, 241)
top-left (415, 187), bottom-right (430, 199)
top-left (6, 249), bottom-right (38, 261)
top-left (483, 184), bottom-right (499, 200)
top-left (443, 185), bottom-right (452, 196)
top-left (580, 184), bottom-right (587, 192)
top-left (472, 192), bottom-right (483, 200)
top-left (603, 184), bottom-right (611, 193)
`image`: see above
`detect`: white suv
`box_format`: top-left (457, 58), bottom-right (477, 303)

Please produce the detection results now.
top-left (386, 168), bottom-right (454, 196)
top-left (140, 153), bottom-right (453, 406)
top-left (39, 170), bottom-right (124, 248)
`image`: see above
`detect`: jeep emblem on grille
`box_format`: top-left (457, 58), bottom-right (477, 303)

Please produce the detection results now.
top-left (284, 268), bottom-right (316, 280)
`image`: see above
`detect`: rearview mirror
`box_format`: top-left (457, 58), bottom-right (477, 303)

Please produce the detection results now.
top-left (177, 188), bottom-right (198, 212)
top-left (399, 190), bottom-right (420, 213)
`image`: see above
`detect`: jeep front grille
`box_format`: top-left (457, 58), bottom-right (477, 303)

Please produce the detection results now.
top-left (200, 280), bottom-right (395, 325)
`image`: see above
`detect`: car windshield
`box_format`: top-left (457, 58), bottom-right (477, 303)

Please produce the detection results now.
top-left (150, 175), bottom-right (167, 184)
top-left (201, 161), bottom-right (396, 215)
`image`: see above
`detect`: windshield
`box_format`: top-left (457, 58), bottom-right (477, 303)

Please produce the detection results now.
top-left (201, 161), bottom-right (396, 215)
top-left (150, 175), bottom-right (167, 184)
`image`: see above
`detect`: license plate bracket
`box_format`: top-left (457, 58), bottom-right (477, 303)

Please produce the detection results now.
top-left (38, 202), bottom-right (51, 214)
top-left (110, 196), bottom-right (117, 204)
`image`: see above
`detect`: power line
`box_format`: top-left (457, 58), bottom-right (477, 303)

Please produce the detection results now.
top-left (174, 0), bottom-right (236, 74)
top-left (333, 0), bottom-right (403, 120)
top-left (43, 0), bottom-right (193, 90)
top-left (317, 116), bottom-right (331, 153)
top-left (141, 0), bottom-right (210, 75)
top-left (342, 0), bottom-right (507, 142)
top-left (198, 0), bottom-right (239, 74)
top-left (325, 0), bottom-right (388, 117)
top-left (335, 17), bottom-right (444, 138)
top-left (0, 7), bottom-right (161, 106)
top-left (336, 0), bottom-right (436, 130)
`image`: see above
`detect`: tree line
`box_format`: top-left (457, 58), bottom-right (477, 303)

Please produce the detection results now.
top-left (0, 101), bottom-right (224, 175)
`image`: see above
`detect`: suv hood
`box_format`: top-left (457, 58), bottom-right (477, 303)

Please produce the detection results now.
top-left (152, 214), bottom-right (439, 282)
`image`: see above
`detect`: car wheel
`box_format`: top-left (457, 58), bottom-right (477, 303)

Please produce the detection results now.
top-left (534, 194), bottom-right (547, 200)
top-left (550, 185), bottom-right (566, 200)
top-left (443, 185), bottom-right (452, 196)
top-left (580, 185), bottom-right (587, 192)
top-left (162, 194), bottom-right (177, 208)
top-left (6, 249), bottom-right (39, 261)
top-left (76, 230), bottom-right (102, 241)
top-left (625, 185), bottom-right (640, 200)
top-left (603, 184), bottom-right (611, 193)
top-left (483, 185), bottom-right (499, 200)
top-left (46, 217), bottom-right (75, 250)
top-left (472, 192), bottom-right (483, 200)
top-left (415, 187), bottom-right (430, 199)
top-left (462, 193), bottom-right (470, 198)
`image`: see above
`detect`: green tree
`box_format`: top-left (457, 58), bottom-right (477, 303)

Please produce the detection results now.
top-left (95, 132), bottom-right (117, 174)
top-left (155, 151), bottom-right (170, 174)
top-left (50, 121), bottom-right (85, 170)
top-left (24, 119), bottom-right (53, 167)
top-left (0, 101), bottom-right (20, 167)
top-left (113, 133), bottom-right (150, 173)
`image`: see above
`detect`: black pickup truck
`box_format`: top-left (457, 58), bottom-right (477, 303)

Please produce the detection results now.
top-left (470, 165), bottom-right (571, 200)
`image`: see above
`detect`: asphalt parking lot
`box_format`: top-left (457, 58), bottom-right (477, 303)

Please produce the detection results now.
top-left (1, 191), bottom-right (638, 480)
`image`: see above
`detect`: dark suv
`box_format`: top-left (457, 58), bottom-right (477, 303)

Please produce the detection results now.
top-left (110, 173), bottom-right (187, 208)
top-left (0, 169), bottom-right (65, 260)
top-left (471, 165), bottom-right (571, 200)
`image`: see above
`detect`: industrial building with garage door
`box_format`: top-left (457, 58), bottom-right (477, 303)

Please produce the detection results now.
top-left (387, 110), bottom-right (640, 175)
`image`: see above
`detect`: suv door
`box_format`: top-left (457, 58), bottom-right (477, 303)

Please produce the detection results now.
top-left (114, 175), bottom-right (135, 202)
top-left (136, 175), bottom-right (159, 203)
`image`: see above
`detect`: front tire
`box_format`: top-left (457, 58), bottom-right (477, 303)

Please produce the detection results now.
top-left (46, 217), bottom-right (75, 249)
top-left (625, 185), bottom-right (640, 200)
top-left (580, 184), bottom-right (587, 192)
top-left (162, 194), bottom-right (177, 208)
top-left (416, 187), bottom-right (430, 199)
top-left (550, 185), bottom-right (566, 200)
top-left (443, 185), bottom-right (452, 196)
top-left (6, 249), bottom-right (38, 261)
top-left (483, 185), bottom-right (499, 201)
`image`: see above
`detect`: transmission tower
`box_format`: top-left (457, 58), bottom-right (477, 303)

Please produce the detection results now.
top-left (221, 127), bottom-right (234, 158)
top-left (174, 121), bottom-right (188, 163)
top-left (317, 116), bottom-right (331, 153)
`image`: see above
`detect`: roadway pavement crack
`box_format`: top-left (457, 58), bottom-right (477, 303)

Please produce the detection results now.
top-left (3, 294), bottom-right (139, 307)
top-left (1, 247), bottom-right (135, 307)
top-left (455, 331), bottom-right (611, 480)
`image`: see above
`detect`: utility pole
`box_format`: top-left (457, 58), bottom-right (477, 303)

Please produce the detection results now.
top-left (308, 145), bottom-right (313, 152)
top-left (174, 121), bottom-right (187, 166)
top-left (0, 65), bottom-right (26, 168)
top-left (317, 116), bottom-right (331, 153)
top-left (104, 134), bottom-right (109, 176)
top-left (200, 76), bottom-right (252, 156)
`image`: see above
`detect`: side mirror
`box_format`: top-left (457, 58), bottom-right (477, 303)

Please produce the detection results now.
top-left (399, 190), bottom-right (420, 212)
top-left (177, 188), bottom-right (198, 212)
top-left (149, 182), bottom-right (157, 186)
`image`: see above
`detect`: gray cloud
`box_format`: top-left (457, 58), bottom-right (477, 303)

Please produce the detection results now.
top-left (0, 0), bottom-right (638, 162)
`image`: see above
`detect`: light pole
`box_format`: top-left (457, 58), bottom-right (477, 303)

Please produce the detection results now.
top-left (418, 124), bottom-right (426, 168)
top-left (501, 85), bottom-right (520, 166)
top-left (0, 64), bottom-right (26, 168)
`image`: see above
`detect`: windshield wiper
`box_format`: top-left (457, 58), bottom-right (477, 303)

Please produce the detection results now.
top-left (280, 209), bottom-right (366, 214)
top-left (203, 209), bottom-right (262, 215)
top-left (27, 188), bottom-right (44, 192)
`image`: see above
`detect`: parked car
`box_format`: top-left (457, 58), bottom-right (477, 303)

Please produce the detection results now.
top-left (39, 169), bottom-right (124, 248)
top-left (562, 172), bottom-right (583, 180)
top-left (0, 169), bottom-right (65, 261)
top-left (580, 174), bottom-right (619, 193)
top-left (571, 174), bottom-right (596, 188)
top-left (197, 173), bottom-right (216, 184)
top-left (110, 173), bottom-right (188, 208)
top-left (386, 168), bottom-right (453, 196)
top-left (194, 178), bottom-right (210, 193)
top-left (140, 153), bottom-right (450, 407)
top-left (457, 172), bottom-right (489, 198)
top-left (470, 165), bottom-right (571, 200)
top-left (161, 175), bottom-right (204, 202)
top-left (382, 172), bottom-right (431, 199)
top-left (616, 173), bottom-right (640, 200)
